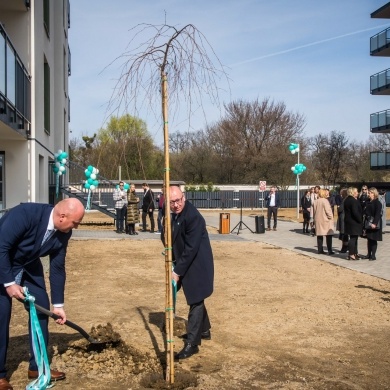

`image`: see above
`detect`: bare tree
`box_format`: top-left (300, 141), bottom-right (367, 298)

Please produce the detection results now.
top-left (308, 131), bottom-right (349, 186)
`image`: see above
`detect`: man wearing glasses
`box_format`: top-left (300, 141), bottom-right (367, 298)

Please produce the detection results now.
top-left (162, 186), bottom-right (214, 360)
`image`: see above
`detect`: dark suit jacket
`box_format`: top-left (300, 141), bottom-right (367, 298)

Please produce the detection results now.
top-left (343, 196), bottom-right (363, 236)
top-left (0, 203), bottom-right (72, 304)
top-left (162, 201), bottom-right (214, 305)
top-left (142, 189), bottom-right (155, 212)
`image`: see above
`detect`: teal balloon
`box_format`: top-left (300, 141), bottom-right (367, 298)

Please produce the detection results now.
top-left (53, 166), bottom-right (59, 173)
top-left (87, 165), bottom-right (94, 172)
top-left (289, 145), bottom-right (294, 151)
top-left (88, 178), bottom-right (94, 185)
top-left (93, 180), bottom-right (99, 187)
top-left (84, 183), bottom-right (91, 189)
top-left (85, 170), bottom-right (91, 178)
top-left (124, 183), bottom-right (129, 190)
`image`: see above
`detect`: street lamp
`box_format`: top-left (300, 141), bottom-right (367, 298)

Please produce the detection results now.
top-left (289, 143), bottom-right (306, 219)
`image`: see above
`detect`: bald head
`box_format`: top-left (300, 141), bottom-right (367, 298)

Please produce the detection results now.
top-left (53, 198), bottom-right (85, 232)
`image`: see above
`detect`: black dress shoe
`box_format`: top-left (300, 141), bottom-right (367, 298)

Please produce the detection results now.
top-left (360, 255), bottom-right (370, 260)
top-left (175, 343), bottom-right (199, 360)
top-left (369, 256), bottom-right (377, 261)
top-left (181, 330), bottom-right (211, 340)
top-left (327, 251), bottom-right (335, 255)
top-left (318, 250), bottom-right (325, 254)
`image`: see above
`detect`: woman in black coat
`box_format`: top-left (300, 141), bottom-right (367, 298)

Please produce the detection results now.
top-left (362, 187), bottom-right (383, 261)
top-left (343, 187), bottom-right (363, 260)
top-left (301, 190), bottom-right (311, 234)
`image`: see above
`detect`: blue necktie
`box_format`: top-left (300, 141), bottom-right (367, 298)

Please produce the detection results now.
top-left (41, 229), bottom-right (55, 246)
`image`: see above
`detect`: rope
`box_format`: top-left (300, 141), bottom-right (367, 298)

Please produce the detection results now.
top-left (23, 287), bottom-right (53, 390)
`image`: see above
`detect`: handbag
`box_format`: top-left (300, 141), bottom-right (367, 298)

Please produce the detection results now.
top-left (364, 216), bottom-right (380, 230)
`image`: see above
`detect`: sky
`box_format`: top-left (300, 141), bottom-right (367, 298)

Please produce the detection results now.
top-left (68, 0), bottom-right (390, 147)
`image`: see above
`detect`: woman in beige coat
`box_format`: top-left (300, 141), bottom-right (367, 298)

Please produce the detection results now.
top-left (313, 188), bottom-right (335, 255)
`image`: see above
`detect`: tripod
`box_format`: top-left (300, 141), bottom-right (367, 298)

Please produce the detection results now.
top-left (231, 200), bottom-right (254, 235)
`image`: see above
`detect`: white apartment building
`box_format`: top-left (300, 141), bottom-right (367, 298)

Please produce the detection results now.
top-left (0, 0), bottom-right (70, 211)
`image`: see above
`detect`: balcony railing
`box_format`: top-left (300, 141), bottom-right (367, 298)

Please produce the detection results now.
top-left (370, 109), bottom-right (390, 133)
top-left (370, 151), bottom-right (390, 170)
top-left (371, 68), bottom-right (390, 94)
top-left (0, 23), bottom-right (31, 136)
top-left (370, 27), bottom-right (390, 55)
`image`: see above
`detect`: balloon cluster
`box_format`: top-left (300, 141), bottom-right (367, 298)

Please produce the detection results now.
top-left (288, 143), bottom-right (299, 154)
top-left (52, 150), bottom-right (68, 175)
top-left (291, 163), bottom-right (307, 175)
top-left (84, 165), bottom-right (99, 191)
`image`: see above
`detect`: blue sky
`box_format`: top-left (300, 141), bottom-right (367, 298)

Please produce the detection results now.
top-left (68, 0), bottom-right (390, 147)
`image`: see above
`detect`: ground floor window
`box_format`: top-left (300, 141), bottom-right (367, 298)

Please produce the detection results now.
top-left (0, 152), bottom-right (4, 212)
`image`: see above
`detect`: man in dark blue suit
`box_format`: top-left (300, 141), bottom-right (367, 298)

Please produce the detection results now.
top-left (162, 186), bottom-right (214, 360)
top-left (0, 198), bottom-right (85, 390)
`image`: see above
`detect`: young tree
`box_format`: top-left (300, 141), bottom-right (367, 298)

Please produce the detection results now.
top-left (105, 22), bottom-right (229, 383)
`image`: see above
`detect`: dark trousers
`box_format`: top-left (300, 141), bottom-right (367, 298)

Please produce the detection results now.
top-left (157, 209), bottom-right (163, 232)
top-left (267, 206), bottom-right (278, 228)
top-left (0, 275), bottom-right (50, 378)
top-left (142, 210), bottom-right (155, 231)
top-left (317, 235), bottom-right (333, 253)
top-left (367, 238), bottom-right (378, 257)
top-left (186, 300), bottom-right (211, 346)
top-left (348, 235), bottom-right (359, 256)
top-left (115, 206), bottom-right (127, 231)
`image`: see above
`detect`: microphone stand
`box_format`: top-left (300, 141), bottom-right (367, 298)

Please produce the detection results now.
top-left (230, 200), bottom-right (254, 235)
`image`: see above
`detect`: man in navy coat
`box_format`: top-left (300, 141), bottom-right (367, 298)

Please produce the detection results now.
top-left (0, 198), bottom-right (85, 390)
top-left (163, 186), bottom-right (214, 360)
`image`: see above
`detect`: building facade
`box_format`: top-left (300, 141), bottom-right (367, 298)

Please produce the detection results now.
top-left (0, 0), bottom-right (70, 211)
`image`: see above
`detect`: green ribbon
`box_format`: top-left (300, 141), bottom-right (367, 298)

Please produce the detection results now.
top-left (23, 287), bottom-right (53, 390)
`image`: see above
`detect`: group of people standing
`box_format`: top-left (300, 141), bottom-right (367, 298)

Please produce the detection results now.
top-left (301, 185), bottom-right (385, 261)
top-left (113, 182), bottom-right (164, 235)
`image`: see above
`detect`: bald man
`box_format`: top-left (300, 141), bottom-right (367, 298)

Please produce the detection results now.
top-left (0, 199), bottom-right (85, 390)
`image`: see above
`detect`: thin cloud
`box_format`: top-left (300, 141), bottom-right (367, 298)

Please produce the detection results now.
top-left (230, 23), bottom-right (390, 67)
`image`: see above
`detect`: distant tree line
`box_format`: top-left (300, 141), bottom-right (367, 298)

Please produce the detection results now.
top-left (69, 98), bottom-right (390, 188)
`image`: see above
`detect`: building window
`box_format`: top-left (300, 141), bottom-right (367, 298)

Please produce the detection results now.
top-left (0, 152), bottom-right (4, 212)
top-left (43, 0), bottom-right (50, 37)
top-left (44, 60), bottom-right (50, 134)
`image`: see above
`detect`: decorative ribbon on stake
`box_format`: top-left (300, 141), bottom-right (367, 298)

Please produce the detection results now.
top-left (84, 165), bottom-right (100, 210)
top-left (52, 150), bottom-right (68, 198)
top-left (23, 287), bottom-right (53, 390)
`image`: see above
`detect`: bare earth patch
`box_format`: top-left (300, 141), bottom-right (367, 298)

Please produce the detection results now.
top-left (6, 210), bottom-right (390, 389)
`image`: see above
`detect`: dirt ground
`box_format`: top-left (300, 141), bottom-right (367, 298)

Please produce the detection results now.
top-left (6, 209), bottom-right (390, 389)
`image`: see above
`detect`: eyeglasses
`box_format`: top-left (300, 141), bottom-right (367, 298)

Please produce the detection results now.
top-left (170, 196), bottom-right (183, 206)
top-left (362, 188), bottom-right (367, 190)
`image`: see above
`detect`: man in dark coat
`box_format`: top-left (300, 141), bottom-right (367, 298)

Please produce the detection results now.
top-left (0, 199), bottom-right (85, 390)
top-left (141, 183), bottom-right (155, 233)
top-left (162, 186), bottom-right (214, 360)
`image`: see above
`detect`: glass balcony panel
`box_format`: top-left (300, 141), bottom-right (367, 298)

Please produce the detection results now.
top-left (378, 152), bottom-right (386, 166)
top-left (387, 152), bottom-right (390, 166)
top-left (370, 153), bottom-right (378, 167)
top-left (378, 112), bottom-right (386, 127)
top-left (0, 33), bottom-right (5, 95)
top-left (378, 31), bottom-right (386, 47)
top-left (371, 75), bottom-right (377, 90)
top-left (371, 113), bottom-right (379, 129)
top-left (6, 43), bottom-right (15, 105)
top-left (379, 72), bottom-right (386, 87)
